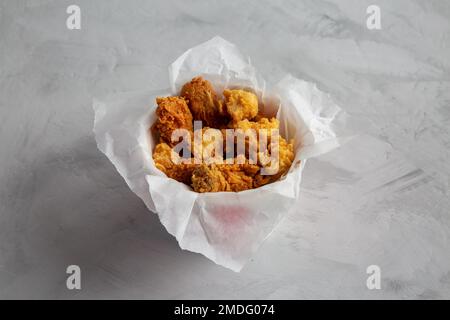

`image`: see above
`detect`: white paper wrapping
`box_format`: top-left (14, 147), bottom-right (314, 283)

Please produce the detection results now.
top-left (93, 36), bottom-right (343, 272)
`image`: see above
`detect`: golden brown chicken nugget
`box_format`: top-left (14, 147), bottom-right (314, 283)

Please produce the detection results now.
top-left (152, 96), bottom-right (193, 146)
top-left (229, 117), bottom-right (279, 131)
top-left (181, 77), bottom-right (226, 127)
top-left (225, 117), bottom-right (280, 161)
top-left (218, 161), bottom-right (259, 192)
top-left (191, 160), bottom-right (260, 193)
top-left (153, 142), bottom-right (197, 184)
top-left (223, 89), bottom-right (258, 122)
top-left (191, 164), bottom-right (231, 193)
top-left (254, 137), bottom-right (295, 187)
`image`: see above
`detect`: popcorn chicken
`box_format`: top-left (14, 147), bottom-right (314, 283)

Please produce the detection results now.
top-left (229, 117), bottom-right (279, 131)
top-left (218, 161), bottom-right (260, 192)
top-left (229, 117), bottom-right (280, 148)
top-left (254, 137), bottom-right (295, 187)
top-left (191, 164), bottom-right (230, 193)
top-left (226, 117), bottom-right (280, 160)
top-left (151, 77), bottom-right (296, 193)
top-left (223, 89), bottom-right (258, 122)
top-left (181, 77), bottom-right (227, 127)
top-left (192, 127), bottom-right (224, 164)
top-left (152, 96), bottom-right (193, 146)
top-left (153, 142), bottom-right (196, 184)
top-left (191, 161), bottom-right (260, 193)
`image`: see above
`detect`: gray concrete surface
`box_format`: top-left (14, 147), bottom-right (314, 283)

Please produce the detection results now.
top-left (0, 0), bottom-right (449, 299)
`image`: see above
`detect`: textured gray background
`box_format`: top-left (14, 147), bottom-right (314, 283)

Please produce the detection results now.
top-left (1, 0), bottom-right (450, 299)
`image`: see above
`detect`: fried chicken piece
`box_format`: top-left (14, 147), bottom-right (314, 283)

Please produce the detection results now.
top-left (191, 160), bottom-right (260, 193)
top-left (191, 127), bottom-right (224, 164)
top-left (191, 164), bottom-right (230, 193)
top-left (181, 77), bottom-right (226, 127)
top-left (152, 96), bottom-right (193, 146)
top-left (225, 117), bottom-right (280, 160)
top-left (152, 77), bottom-right (296, 192)
top-left (229, 117), bottom-right (279, 131)
top-left (254, 137), bottom-right (295, 187)
top-left (223, 89), bottom-right (258, 122)
top-left (218, 161), bottom-right (260, 192)
top-left (229, 117), bottom-right (279, 147)
top-left (153, 142), bottom-right (196, 184)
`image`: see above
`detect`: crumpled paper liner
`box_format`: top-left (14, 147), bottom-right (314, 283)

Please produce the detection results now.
top-left (93, 36), bottom-right (342, 272)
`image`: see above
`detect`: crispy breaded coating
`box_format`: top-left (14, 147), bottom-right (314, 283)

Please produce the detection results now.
top-left (225, 117), bottom-right (280, 159)
top-left (153, 142), bottom-right (196, 184)
top-left (181, 77), bottom-right (226, 127)
top-left (192, 164), bottom-right (230, 193)
top-left (229, 117), bottom-right (280, 147)
top-left (152, 96), bottom-right (193, 146)
top-left (217, 161), bottom-right (260, 192)
top-left (229, 117), bottom-right (279, 131)
top-left (151, 77), bottom-right (296, 193)
top-left (191, 160), bottom-right (260, 193)
top-left (191, 127), bottom-right (224, 164)
top-left (254, 137), bottom-right (295, 187)
top-left (223, 89), bottom-right (258, 122)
